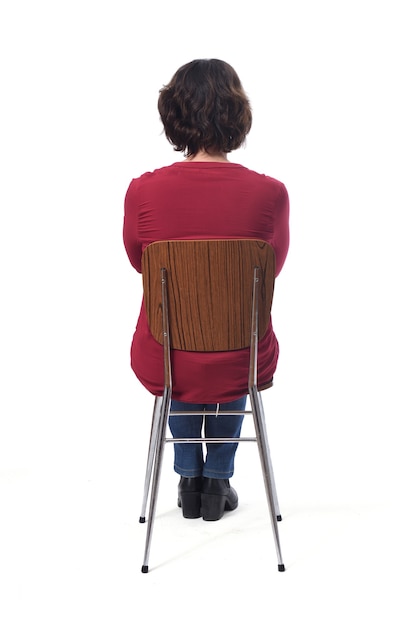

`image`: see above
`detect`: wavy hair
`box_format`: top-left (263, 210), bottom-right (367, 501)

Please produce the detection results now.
top-left (158, 59), bottom-right (252, 157)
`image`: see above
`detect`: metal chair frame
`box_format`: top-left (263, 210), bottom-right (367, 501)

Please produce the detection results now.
top-left (138, 239), bottom-right (285, 573)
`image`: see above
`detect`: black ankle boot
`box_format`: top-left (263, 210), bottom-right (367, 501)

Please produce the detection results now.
top-left (201, 478), bottom-right (238, 521)
top-left (177, 476), bottom-right (203, 518)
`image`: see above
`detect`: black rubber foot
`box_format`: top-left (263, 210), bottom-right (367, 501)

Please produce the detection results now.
top-left (139, 516), bottom-right (146, 524)
top-left (141, 565), bottom-right (149, 573)
top-left (278, 564), bottom-right (285, 572)
top-left (277, 514), bottom-right (282, 522)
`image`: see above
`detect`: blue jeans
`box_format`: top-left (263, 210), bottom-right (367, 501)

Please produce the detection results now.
top-left (169, 396), bottom-right (247, 479)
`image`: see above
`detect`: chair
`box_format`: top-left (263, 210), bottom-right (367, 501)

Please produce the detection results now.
top-left (138, 239), bottom-right (285, 572)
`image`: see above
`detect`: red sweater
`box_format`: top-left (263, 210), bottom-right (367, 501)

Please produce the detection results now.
top-left (123, 161), bottom-right (290, 402)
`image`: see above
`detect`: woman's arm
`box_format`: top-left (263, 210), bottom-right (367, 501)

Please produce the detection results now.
top-left (123, 178), bottom-right (143, 273)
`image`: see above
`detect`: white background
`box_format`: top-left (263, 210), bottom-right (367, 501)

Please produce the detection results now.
top-left (1, 0), bottom-right (416, 624)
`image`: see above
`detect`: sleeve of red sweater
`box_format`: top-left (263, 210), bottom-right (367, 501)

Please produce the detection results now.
top-left (123, 178), bottom-right (143, 273)
top-left (271, 181), bottom-right (290, 276)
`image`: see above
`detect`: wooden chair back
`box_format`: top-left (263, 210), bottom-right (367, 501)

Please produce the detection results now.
top-left (141, 239), bottom-right (275, 352)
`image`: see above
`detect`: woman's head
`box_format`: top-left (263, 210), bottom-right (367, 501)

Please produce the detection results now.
top-left (158, 59), bottom-right (252, 157)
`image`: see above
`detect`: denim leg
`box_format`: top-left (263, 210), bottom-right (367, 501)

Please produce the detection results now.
top-left (169, 401), bottom-right (204, 477)
top-left (203, 396), bottom-right (247, 479)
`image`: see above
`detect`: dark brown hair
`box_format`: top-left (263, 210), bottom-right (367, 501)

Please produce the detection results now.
top-left (158, 59), bottom-right (252, 157)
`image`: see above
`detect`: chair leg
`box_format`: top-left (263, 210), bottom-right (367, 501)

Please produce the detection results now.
top-left (141, 389), bottom-right (172, 573)
top-left (253, 392), bottom-right (282, 521)
top-left (139, 396), bottom-right (163, 523)
top-left (249, 387), bottom-right (285, 572)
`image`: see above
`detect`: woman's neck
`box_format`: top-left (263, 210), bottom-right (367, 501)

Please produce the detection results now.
top-left (185, 150), bottom-right (229, 163)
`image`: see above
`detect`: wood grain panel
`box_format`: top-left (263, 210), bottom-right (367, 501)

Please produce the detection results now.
top-left (142, 239), bottom-right (275, 352)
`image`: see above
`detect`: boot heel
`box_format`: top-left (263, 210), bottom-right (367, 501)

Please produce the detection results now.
top-left (201, 493), bottom-right (227, 521)
top-left (178, 492), bottom-right (201, 518)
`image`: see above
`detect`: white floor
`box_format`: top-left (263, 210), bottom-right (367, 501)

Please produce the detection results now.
top-left (1, 389), bottom-right (415, 626)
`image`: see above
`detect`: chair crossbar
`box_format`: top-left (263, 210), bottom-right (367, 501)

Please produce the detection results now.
top-left (166, 437), bottom-right (257, 443)
top-left (169, 410), bottom-right (254, 416)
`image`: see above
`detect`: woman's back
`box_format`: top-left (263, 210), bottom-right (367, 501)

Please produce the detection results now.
top-left (124, 161), bottom-right (289, 272)
top-left (123, 160), bottom-right (290, 403)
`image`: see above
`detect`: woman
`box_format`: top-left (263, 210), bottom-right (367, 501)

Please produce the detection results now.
top-left (123, 59), bottom-right (290, 521)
